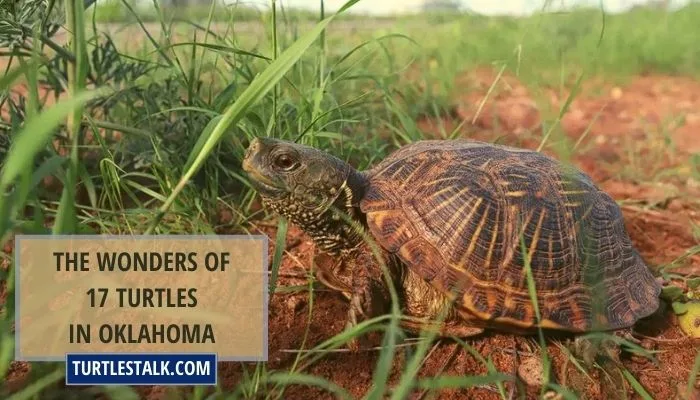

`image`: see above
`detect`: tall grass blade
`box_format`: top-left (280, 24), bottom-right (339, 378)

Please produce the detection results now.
top-left (0, 260), bottom-right (15, 378)
top-left (365, 315), bottom-right (400, 400)
top-left (0, 87), bottom-right (108, 240)
top-left (53, 0), bottom-right (90, 234)
top-left (144, 0), bottom-right (362, 234)
top-left (0, 62), bottom-right (37, 91)
top-left (687, 349), bottom-right (700, 400)
top-left (269, 217), bottom-right (288, 299)
top-left (0, 88), bottom-right (109, 190)
top-left (622, 369), bottom-right (654, 400)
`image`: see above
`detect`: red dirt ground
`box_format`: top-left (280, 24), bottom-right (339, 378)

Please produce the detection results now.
top-left (3, 69), bottom-right (700, 399)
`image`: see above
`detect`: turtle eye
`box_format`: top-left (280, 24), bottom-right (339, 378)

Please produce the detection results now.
top-left (273, 153), bottom-right (298, 171)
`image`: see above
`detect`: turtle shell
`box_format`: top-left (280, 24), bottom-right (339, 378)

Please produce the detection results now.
top-left (359, 139), bottom-right (661, 332)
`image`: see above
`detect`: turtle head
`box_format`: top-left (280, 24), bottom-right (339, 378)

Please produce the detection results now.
top-left (242, 137), bottom-right (358, 223)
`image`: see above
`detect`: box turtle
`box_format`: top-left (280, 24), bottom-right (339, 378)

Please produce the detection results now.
top-left (242, 137), bottom-right (661, 351)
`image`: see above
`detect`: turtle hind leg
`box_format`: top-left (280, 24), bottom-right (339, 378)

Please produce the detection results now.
top-left (400, 316), bottom-right (485, 338)
top-left (570, 327), bottom-right (644, 368)
top-left (399, 267), bottom-right (485, 338)
top-left (440, 320), bottom-right (485, 338)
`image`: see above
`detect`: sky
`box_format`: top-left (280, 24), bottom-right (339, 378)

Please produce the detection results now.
top-left (236, 0), bottom-right (693, 15)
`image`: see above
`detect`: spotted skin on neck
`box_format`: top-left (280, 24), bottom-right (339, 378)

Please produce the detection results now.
top-left (263, 177), bottom-right (367, 256)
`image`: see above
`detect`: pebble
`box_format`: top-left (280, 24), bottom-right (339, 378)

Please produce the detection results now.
top-left (610, 86), bottom-right (623, 99)
top-left (286, 295), bottom-right (306, 313)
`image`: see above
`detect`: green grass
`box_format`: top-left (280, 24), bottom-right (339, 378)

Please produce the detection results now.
top-left (2, 0), bottom-right (700, 398)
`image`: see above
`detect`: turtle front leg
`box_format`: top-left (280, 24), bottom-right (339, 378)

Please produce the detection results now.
top-left (344, 246), bottom-right (393, 352)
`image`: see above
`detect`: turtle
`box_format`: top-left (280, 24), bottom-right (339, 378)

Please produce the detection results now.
top-left (241, 137), bottom-right (662, 361)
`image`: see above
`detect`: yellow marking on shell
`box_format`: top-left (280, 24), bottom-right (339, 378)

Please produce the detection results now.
top-left (369, 210), bottom-right (414, 245)
top-left (462, 288), bottom-right (584, 331)
top-left (518, 209), bottom-right (548, 290)
top-left (506, 190), bottom-right (527, 197)
top-left (486, 289), bottom-right (498, 311)
top-left (464, 203), bottom-right (490, 264)
top-left (484, 205), bottom-right (500, 277)
top-left (526, 208), bottom-right (547, 265)
top-left (451, 197), bottom-right (484, 269)
top-left (560, 190), bottom-right (588, 195)
top-left (499, 208), bottom-right (536, 309)
top-left (564, 202), bottom-right (581, 207)
top-left (555, 206), bottom-right (566, 254)
top-left (566, 297), bottom-right (589, 330)
top-left (515, 208), bottom-right (535, 250)
top-left (442, 196), bottom-right (476, 236)
top-left (498, 205), bottom-right (520, 278)
top-left (547, 234), bottom-right (554, 271)
top-left (369, 211), bottom-right (388, 232)
top-left (424, 186), bottom-right (471, 219)
top-left (496, 179), bottom-right (511, 186)
top-left (402, 159), bottom-right (430, 188)
top-left (494, 316), bottom-right (536, 329)
top-left (424, 175), bottom-right (462, 188)
top-left (522, 304), bottom-right (534, 323)
top-left (479, 158), bottom-right (492, 170)
top-left (395, 218), bottom-right (415, 241)
top-left (571, 205), bottom-right (595, 231)
top-left (389, 164), bottom-right (408, 180)
top-left (539, 318), bottom-right (571, 330)
top-left (487, 315), bottom-right (572, 331)
top-left (503, 295), bottom-right (515, 310)
top-left (442, 268), bottom-right (586, 324)
top-left (460, 293), bottom-right (492, 320)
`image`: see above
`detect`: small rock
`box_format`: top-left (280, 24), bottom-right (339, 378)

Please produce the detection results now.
top-left (611, 87), bottom-right (623, 99)
top-left (667, 198), bottom-right (684, 212)
top-left (561, 109), bottom-right (588, 136)
top-left (512, 86), bottom-right (529, 97)
top-left (286, 295), bottom-right (306, 313)
top-left (686, 113), bottom-right (700, 124)
top-left (640, 338), bottom-right (655, 351)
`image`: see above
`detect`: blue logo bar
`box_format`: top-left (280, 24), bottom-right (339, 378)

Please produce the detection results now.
top-left (65, 353), bottom-right (217, 385)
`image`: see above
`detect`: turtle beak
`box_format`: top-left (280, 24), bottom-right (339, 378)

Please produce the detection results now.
top-left (242, 137), bottom-right (285, 194)
top-left (241, 137), bottom-right (261, 173)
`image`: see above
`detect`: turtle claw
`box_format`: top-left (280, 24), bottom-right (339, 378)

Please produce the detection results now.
top-left (344, 301), bottom-right (371, 352)
top-left (346, 337), bottom-right (361, 352)
top-left (571, 327), bottom-right (653, 368)
top-left (572, 336), bottom-right (620, 367)
top-left (344, 292), bottom-right (362, 352)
